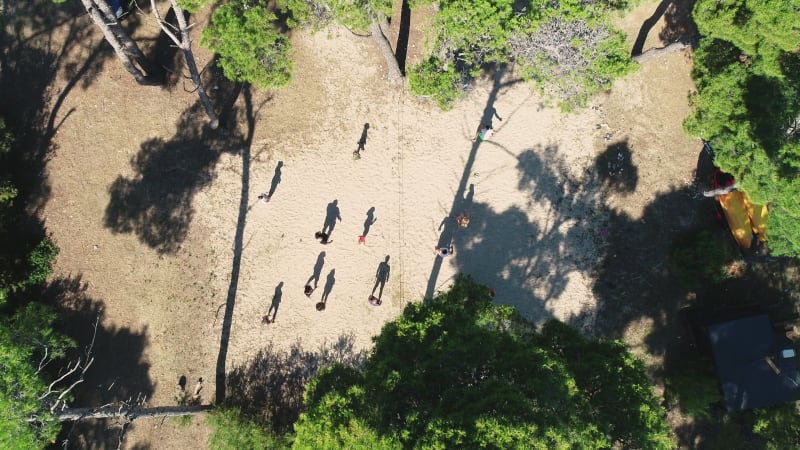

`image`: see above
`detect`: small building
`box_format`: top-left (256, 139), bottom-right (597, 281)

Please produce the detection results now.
top-left (708, 314), bottom-right (800, 410)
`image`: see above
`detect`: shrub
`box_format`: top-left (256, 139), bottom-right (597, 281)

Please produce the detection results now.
top-left (665, 358), bottom-right (722, 420)
top-left (207, 407), bottom-right (293, 449)
top-left (201, 1), bottom-right (292, 89)
top-left (671, 230), bottom-right (733, 288)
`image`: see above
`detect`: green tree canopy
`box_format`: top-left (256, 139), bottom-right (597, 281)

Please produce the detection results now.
top-left (0, 304), bottom-right (74, 449)
top-left (685, 0), bottom-right (800, 256)
top-left (293, 275), bottom-right (673, 449)
top-left (201, 0), bottom-right (293, 89)
top-left (409, 0), bottom-right (635, 110)
top-left (0, 118), bottom-right (72, 448)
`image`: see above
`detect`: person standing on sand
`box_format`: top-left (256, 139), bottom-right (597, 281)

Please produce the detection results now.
top-left (435, 244), bottom-right (454, 258)
top-left (475, 124), bottom-right (495, 141)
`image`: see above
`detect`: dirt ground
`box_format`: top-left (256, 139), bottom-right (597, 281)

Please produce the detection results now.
top-left (9, 0), bottom-right (795, 448)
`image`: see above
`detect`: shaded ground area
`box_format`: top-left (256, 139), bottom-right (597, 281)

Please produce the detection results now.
top-left (225, 334), bottom-right (366, 434)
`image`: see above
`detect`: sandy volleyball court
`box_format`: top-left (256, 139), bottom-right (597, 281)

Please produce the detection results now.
top-left (197, 29), bottom-right (611, 373)
top-left (38, 2), bottom-right (698, 444)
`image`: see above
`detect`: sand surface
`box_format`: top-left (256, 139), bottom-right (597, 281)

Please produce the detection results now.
top-left (34, 2), bottom-right (699, 445)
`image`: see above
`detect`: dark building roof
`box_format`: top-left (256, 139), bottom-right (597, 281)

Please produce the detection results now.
top-left (708, 314), bottom-right (800, 410)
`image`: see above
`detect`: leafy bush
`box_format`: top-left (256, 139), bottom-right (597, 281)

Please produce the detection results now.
top-left (753, 402), bottom-right (800, 450)
top-left (207, 407), bottom-right (293, 449)
top-left (665, 358), bottom-right (721, 419)
top-left (408, 57), bottom-right (465, 110)
top-left (0, 304), bottom-right (75, 449)
top-left (201, 0), bottom-right (293, 89)
top-left (511, 16), bottom-right (635, 111)
top-left (408, 0), bottom-right (635, 110)
top-left (671, 230), bottom-right (733, 289)
top-left (278, 0), bottom-right (391, 33)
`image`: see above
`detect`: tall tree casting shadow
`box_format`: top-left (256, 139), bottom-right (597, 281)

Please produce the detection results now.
top-left (103, 102), bottom-right (244, 254)
top-left (450, 144), bottom-right (614, 327)
top-left (215, 84), bottom-right (262, 403)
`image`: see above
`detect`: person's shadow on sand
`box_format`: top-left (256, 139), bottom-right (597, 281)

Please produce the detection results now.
top-left (317, 269), bottom-right (336, 311)
top-left (306, 251), bottom-right (325, 289)
top-left (268, 161), bottom-right (283, 198)
top-left (372, 256), bottom-right (390, 300)
top-left (322, 199), bottom-right (342, 236)
top-left (362, 206), bottom-right (377, 237)
top-left (263, 282), bottom-right (283, 323)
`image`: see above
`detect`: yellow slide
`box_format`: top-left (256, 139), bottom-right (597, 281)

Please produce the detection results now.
top-left (718, 191), bottom-right (768, 249)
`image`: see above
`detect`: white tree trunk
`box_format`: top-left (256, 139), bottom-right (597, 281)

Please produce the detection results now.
top-left (80, 0), bottom-right (150, 84)
top-left (80, 0), bottom-right (157, 85)
top-left (370, 20), bottom-right (403, 83)
top-left (52, 405), bottom-right (212, 422)
top-left (152, 0), bottom-right (219, 128)
top-left (633, 41), bottom-right (691, 64)
top-left (93, 0), bottom-right (155, 75)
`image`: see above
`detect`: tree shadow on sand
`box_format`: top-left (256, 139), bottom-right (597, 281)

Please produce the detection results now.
top-left (43, 274), bottom-right (153, 449)
top-left (104, 97), bottom-right (245, 254)
top-left (0, 0), bottom-right (115, 213)
top-left (225, 334), bottom-right (367, 434)
top-left (450, 144), bottom-right (612, 329)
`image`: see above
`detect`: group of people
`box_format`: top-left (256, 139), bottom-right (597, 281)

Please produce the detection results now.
top-left (258, 118), bottom-right (502, 319)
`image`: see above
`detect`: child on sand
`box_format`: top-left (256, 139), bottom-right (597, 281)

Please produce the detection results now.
top-left (435, 244), bottom-right (454, 258)
top-left (456, 212), bottom-right (470, 228)
top-left (474, 124), bottom-right (495, 141)
top-left (258, 193), bottom-right (270, 203)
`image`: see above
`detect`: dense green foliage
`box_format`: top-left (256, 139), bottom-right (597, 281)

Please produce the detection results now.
top-left (294, 275), bottom-right (673, 449)
top-left (278, 0), bottom-right (391, 33)
top-left (201, 0), bottom-right (293, 89)
top-left (409, 0), bottom-right (636, 110)
top-left (685, 0), bottom-right (800, 256)
top-left (0, 118), bottom-right (71, 448)
top-left (664, 358), bottom-right (721, 420)
top-left (208, 407), bottom-right (294, 449)
top-left (0, 304), bottom-right (74, 449)
top-left (753, 402), bottom-right (800, 450)
top-left (0, 119), bottom-right (58, 304)
top-left (670, 230), bottom-right (734, 288)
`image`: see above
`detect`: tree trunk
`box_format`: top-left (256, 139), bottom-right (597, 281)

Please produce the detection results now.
top-left (633, 40), bottom-right (691, 64)
top-left (93, 0), bottom-right (157, 76)
top-left (52, 404), bottom-right (212, 422)
top-left (370, 20), bottom-right (403, 83)
top-left (79, 0), bottom-right (157, 85)
top-left (152, 0), bottom-right (219, 128)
